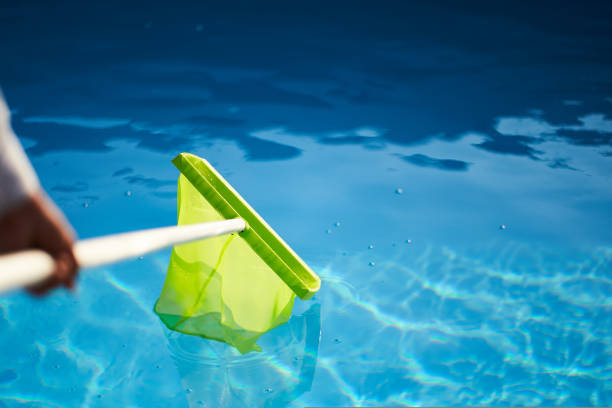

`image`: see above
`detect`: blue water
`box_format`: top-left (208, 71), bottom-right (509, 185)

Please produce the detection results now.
top-left (1, 1), bottom-right (611, 406)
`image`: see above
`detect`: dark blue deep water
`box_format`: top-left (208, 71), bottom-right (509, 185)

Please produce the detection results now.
top-left (0, 1), bottom-right (611, 406)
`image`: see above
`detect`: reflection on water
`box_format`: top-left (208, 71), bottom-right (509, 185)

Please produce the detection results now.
top-left (2, 2), bottom-right (611, 167)
top-left (314, 243), bottom-right (611, 407)
top-left (0, 243), bottom-right (610, 406)
top-left (166, 304), bottom-right (320, 408)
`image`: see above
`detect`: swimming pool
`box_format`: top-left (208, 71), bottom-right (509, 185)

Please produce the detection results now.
top-left (1, 2), bottom-right (611, 406)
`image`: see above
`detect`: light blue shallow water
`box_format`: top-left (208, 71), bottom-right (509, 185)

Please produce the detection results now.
top-left (1, 2), bottom-right (611, 406)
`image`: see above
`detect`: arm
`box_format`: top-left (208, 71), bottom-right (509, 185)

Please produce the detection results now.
top-left (0, 93), bottom-right (40, 214)
top-left (0, 93), bottom-right (78, 295)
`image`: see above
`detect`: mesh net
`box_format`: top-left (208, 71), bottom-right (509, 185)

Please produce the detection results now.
top-left (154, 174), bottom-right (296, 354)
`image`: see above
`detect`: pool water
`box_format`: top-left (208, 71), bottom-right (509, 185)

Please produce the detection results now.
top-left (1, 2), bottom-right (611, 407)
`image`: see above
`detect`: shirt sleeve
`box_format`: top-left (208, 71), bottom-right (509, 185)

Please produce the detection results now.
top-left (0, 93), bottom-right (40, 216)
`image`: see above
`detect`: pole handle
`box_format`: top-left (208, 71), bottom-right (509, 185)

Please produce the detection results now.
top-left (0, 218), bottom-right (246, 295)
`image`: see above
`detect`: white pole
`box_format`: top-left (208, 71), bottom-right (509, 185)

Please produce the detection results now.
top-left (0, 218), bottom-right (246, 295)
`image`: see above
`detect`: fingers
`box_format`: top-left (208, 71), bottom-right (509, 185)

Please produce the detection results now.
top-left (26, 239), bottom-right (77, 296)
top-left (31, 195), bottom-right (79, 291)
top-left (26, 273), bottom-right (62, 296)
top-left (57, 249), bottom-right (77, 290)
top-left (26, 251), bottom-right (76, 296)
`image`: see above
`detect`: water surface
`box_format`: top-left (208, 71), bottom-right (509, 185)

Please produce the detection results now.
top-left (0, 1), bottom-right (611, 406)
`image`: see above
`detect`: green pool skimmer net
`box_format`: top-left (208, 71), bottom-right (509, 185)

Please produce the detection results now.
top-left (154, 153), bottom-right (321, 353)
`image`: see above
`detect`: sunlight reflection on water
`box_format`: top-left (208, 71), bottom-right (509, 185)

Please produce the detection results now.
top-left (0, 241), bottom-right (610, 406)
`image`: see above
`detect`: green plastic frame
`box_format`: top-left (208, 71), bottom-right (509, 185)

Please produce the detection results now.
top-left (172, 153), bottom-right (321, 300)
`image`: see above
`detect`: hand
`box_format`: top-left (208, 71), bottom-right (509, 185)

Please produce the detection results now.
top-left (0, 192), bottom-right (78, 295)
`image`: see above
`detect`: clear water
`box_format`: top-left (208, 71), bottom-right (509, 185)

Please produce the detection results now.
top-left (1, 2), bottom-right (611, 407)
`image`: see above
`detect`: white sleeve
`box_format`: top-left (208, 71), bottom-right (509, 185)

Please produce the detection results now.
top-left (0, 93), bottom-right (40, 216)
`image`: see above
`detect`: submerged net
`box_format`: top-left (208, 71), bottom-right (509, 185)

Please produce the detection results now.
top-left (154, 174), bottom-right (296, 354)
